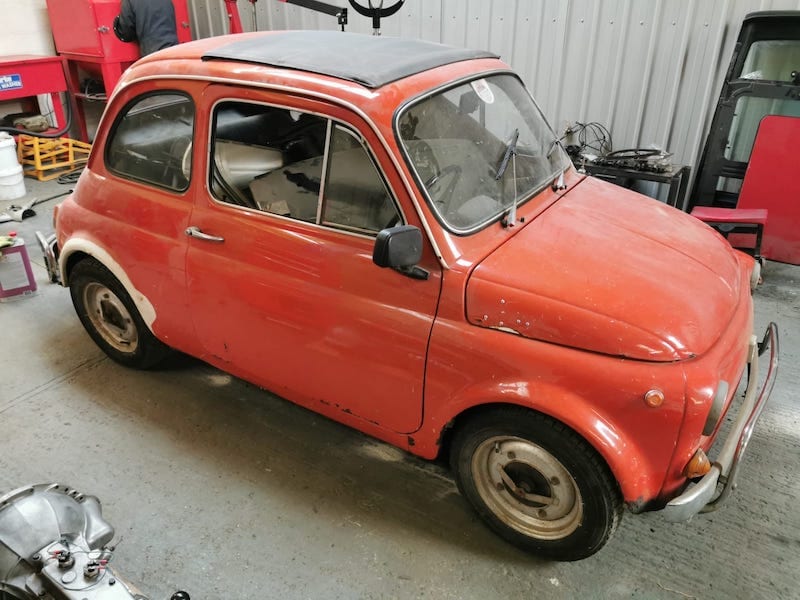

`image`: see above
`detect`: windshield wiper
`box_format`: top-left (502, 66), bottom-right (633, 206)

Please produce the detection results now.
top-left (496, 129), bottom-right (520, 228)
top-left (546, 135), bottom-right (566, 159)
top-left (495, 128), bottom-right (519, 181)
top-left (547, 135), bottom-right (568, 191)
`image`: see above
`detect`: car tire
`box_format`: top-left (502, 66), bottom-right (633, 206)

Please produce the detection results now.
top-left (450, 407), bottom-right (623, 561)
top-left (69, 258), bottom-right (171, 369)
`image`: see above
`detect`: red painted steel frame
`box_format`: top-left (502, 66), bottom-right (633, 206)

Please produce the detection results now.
top-left (224, 0), bottom-right (245, 34)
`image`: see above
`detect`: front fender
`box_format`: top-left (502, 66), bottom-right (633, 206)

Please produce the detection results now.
top-left (418, 320), bottom-right (687, 506)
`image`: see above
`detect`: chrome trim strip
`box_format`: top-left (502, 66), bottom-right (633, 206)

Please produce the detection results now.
top-left (316, 120), bottom-right (333, 225)
top-left (663, 322), bottom-right (779, 522)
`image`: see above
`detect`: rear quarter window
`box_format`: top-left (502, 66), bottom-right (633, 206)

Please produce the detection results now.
top-left (105, 92), bottom-right (195, 192)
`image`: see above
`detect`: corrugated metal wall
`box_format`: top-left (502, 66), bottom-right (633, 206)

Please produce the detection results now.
top-left (188, 0), bottom-right (800, 176)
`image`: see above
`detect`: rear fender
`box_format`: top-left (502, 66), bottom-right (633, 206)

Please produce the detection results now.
top-left (59, 236), bottom-right (157, 328)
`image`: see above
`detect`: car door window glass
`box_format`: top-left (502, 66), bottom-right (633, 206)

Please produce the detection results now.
top-left (106, 93), bottom-right (194, 191)
top-left (212, 101), bottom-right (327, 218)
top-left (321, 125), bottom-right (399, 233)
top-left (723, 40), bottom-right (800, 164)
top-left (212, 101), bottom-right (400, 235)
top-left (740, 40), bottom-right (800, 82)
top-left (723, 95), bottom-right (800, 163)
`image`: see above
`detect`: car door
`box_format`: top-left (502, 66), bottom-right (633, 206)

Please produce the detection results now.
top-left (693, 12), bottom-right (800, 208)
top-left (184, 87), bottom-right (442, 434)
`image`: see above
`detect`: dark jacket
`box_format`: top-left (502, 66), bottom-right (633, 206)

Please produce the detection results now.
top-left (114, 0), bottom-right (179, 57)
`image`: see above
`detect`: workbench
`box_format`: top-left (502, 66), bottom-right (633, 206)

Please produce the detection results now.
top-left (0, 55), bottom-right (68, 130)
top-left (582, 163), bottom-right (692, 211)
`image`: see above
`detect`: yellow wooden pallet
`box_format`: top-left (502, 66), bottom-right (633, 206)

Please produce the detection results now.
top-left (17, 135), bottom-right (92, 182)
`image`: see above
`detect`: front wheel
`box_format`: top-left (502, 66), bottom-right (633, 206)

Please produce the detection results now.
top-left (69, 258), bottom-right (171, 369)
top-left (450, 408), bottom-right (623, 561)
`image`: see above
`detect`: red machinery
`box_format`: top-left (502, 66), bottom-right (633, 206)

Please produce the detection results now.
top-left (0, 55), bottom-right (69, 131)
top-left (46, 0), bottom-right (191, 139)
top-left (224, 0), bottom-right (245, 34)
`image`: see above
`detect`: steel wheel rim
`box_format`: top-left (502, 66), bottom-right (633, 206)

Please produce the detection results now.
top-left (83, 282), bottom-right (139, 354)
top-left (471, 436), bottom-right (583, 540)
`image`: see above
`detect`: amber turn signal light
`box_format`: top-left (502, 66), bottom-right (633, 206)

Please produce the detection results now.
top-left (685, 449), bottom-right (712, 479)
top-left (644, 389), bottom-right (665, 407)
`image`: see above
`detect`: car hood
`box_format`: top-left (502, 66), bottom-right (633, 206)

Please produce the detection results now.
top-left (465, 177), bottom-right (744, 362)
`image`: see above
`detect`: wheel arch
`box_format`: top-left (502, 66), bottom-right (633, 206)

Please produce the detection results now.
top-left (432, 395), bottom-right (655, 507)
top-left (60, 237), bottom-right (157, 328)
top-left (438, 402), bottom-right (617, 477)
top-left (446, 401), bottom-right (625, 560)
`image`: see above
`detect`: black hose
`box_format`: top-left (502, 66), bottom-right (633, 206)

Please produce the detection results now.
top-left (0, 91), bottom-right (73, 138)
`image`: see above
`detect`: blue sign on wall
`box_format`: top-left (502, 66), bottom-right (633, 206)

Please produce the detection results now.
top-left (0, 74), bottom-right (23, 92)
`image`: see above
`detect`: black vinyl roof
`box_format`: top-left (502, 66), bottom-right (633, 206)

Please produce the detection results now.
top-left (202, 31), bottom-right (498, 89)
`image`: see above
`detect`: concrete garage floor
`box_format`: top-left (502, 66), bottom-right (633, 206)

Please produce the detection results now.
top-left (1, 177), bottom-right (799, 600)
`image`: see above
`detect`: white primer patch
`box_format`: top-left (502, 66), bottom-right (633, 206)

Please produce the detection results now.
top-left (60, 238), bottom-right (157, 327)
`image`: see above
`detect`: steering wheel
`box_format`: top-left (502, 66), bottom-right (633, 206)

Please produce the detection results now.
top-left (425, 164), bottom-right (462, 209)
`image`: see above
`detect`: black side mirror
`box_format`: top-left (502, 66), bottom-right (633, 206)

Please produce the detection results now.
top-left (373, 225), bottom-right (428, 280)
top-left (372, 225), bottom-right (429, 279)
top-left (373, 225), bottom-right (422, 267)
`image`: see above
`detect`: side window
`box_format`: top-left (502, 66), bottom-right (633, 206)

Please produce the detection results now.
top-left (322, 126), bottom-right (399, 233)
top-left (106, 93), bottom-right (194, 191)
top-left (740, 40), bottom-right (800, 82)
top-left (212, 101), bottom-right (327, 219)
top-left (211, 100), bottom-right (400, 235)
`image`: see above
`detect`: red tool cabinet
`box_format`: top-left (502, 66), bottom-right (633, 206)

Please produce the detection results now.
top-left (46, 0), bottom-right (191, 140)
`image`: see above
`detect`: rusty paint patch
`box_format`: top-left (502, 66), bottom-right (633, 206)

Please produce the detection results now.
top-left (626, 496), bottom-right (647, 514)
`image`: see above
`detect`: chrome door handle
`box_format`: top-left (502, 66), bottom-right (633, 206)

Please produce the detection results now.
top-left (185, 226), bottom-right (224, 243)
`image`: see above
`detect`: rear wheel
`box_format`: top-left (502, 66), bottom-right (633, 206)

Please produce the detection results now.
top-left (69, 258), bottom-right (171, 369)
top-left (451, 408), bottom-right (623, 561)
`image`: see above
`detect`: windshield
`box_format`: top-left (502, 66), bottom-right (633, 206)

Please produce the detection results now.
top-left (397, 73), bottom-right (570, 233)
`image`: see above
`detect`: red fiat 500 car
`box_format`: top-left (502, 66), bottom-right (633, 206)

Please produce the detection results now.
top-left (45, 31), bottom-right (778, 560)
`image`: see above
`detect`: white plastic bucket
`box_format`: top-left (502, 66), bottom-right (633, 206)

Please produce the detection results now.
top-left (0, 133), bottom-right (26, 201)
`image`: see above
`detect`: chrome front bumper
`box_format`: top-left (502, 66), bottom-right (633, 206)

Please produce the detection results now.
top-left (662, 322), bottom-right (779, 522)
